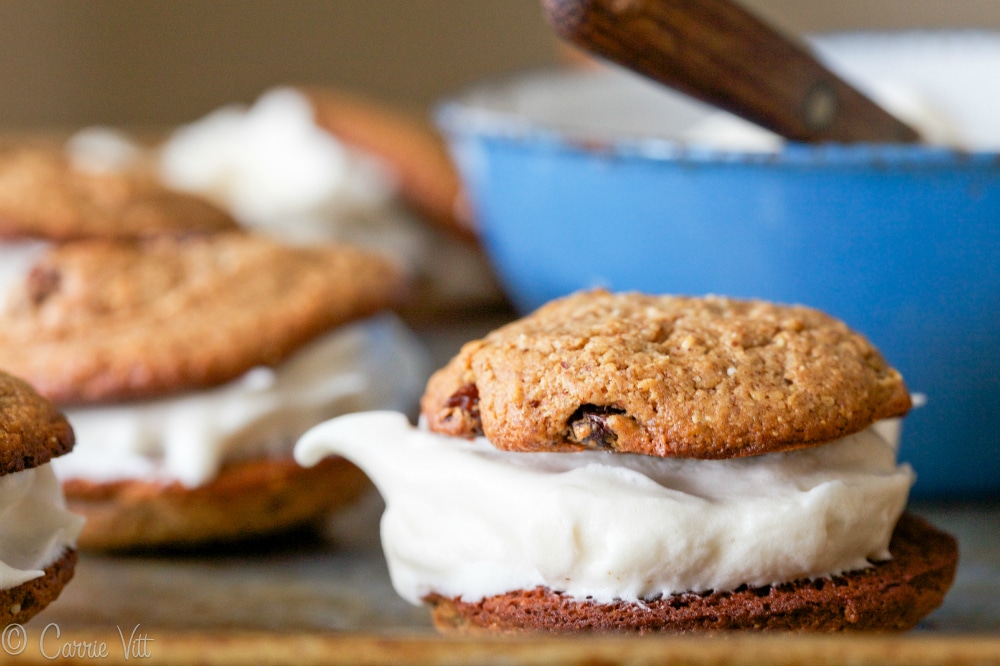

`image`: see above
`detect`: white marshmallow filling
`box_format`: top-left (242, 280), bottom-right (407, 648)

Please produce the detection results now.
top-left (295, 412), bottom-right (913, 605)
top-left (0, 464), bottom-right (84, 590)
top-left (54, 315), bottom-right (429, 489)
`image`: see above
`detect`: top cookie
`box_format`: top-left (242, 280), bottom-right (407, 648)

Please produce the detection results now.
top-left (422, 291), bottom-right (911, 458)
top-left (0, 144), bottom-right (237, 241)
top-left (0, 370), bottom-right (74, 474)
top-left (0, 232), bottom-right (406, 404)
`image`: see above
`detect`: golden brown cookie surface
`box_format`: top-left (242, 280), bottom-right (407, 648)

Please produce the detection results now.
top-left (426, 513), bottom-right (957, 634)
top-left (0, 144), bottom-right (236, 241)
top-left (0, 370), bottom-right (74, 474)
top-left (0, 232), bottom-right (406, 404)
top-left (422, 290), bottom-right (911, 458)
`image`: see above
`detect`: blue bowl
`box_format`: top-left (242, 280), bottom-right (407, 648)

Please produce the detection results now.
top-left (438, 41), bottom-right (1000, 498)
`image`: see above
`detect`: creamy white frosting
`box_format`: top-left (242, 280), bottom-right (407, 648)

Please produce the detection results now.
top-left (0, 464), bottom-right (84, 590)
top-left (811, 32), bottom-right (1000, 150)
top-left (160, 88), bottom-right (400, 241)
top-left (295, 412), bottom-right (914, 605)
top-left (54, 315), bottom-right (429, 488)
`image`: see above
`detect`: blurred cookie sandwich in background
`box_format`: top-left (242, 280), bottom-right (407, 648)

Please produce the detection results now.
top-left (0, 232), bottom-right (427, 550)
top-left (296, 290), bottom-right (957, 633)
top-left (158, 86), bottom-right (502, 314)
top-left (0, 369), bottom-right (83, 625)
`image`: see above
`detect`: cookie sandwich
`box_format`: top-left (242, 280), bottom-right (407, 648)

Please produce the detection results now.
top-left (0, 232), bottom-right (427, 550)
top-left (0, 370), bottom-right (84, 625)
top-left (296, 290), bottom-right (957, 633)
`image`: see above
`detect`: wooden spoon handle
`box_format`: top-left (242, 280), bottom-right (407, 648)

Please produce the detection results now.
top-left (542, 0), bottom-right (920, 143)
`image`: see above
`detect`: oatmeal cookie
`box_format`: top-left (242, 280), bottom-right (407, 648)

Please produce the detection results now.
top-left (423, 290), bottom-right (910, 458)
top-left (0, 232), bottom-right (406, 404)
top-left (0, 144), bottom-right (236, 241)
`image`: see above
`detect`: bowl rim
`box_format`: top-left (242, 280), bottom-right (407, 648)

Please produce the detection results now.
top-left (437, 96), bottom-right (1000, 167)
top-left (436, 33), bottom-right (1000, 168)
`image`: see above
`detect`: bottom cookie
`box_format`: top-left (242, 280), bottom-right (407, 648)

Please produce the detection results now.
top-left (62, 456), bottom-right (368, 550)
top-left (426, 513), bottom-right (957, 634)
top-left (0, 549), bottom-right (77, 626)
